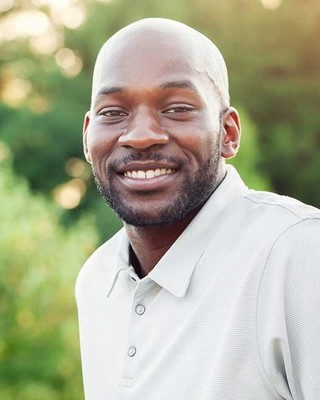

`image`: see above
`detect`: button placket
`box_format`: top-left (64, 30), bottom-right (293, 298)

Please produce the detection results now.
top-left (125, 303), bottom-right (145, 360)
top-left (127, 346), bottom-right (136, 357)
top-left (135, 304), bottom-right (146, 315)
top-left (120, 279), bottom-right (156, 389)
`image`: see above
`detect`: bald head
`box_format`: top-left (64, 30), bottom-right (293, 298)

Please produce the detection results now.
top-left (91, 18), bottom-right (230, 110)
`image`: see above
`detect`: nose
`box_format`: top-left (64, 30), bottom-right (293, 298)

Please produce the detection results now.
top-left (118, 112), bottom-right (169, 150)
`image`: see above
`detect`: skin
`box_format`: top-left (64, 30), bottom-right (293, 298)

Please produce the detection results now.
top-left (83, 18), bottom-right (241, 277)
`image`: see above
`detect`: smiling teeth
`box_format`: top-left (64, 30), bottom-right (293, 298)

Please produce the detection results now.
top-left (124, 168), bottom-right (174, 179)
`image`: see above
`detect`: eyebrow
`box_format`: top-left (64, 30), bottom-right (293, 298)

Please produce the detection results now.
top-left (93, 80), bottom-right (199, 107)
top-left (96, 86), bottom-right (127, 97)
top-left (159, 80), bottom-right (198, 93)
top-left (96, 80), bottom-right (198, 96)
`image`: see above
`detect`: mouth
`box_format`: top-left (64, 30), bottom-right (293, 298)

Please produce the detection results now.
top-left (115, 161), bottom-right (179, 192)
top-left (123, 168), bottom-right (175, 179)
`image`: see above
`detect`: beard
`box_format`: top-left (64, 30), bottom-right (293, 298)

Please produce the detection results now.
top-left (92, 135), bottom-right (222, 227)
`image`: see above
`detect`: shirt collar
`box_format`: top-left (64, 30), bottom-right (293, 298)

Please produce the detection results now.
top-left (105, 230), bottom-right (131, 297)
top-left (106, 165), bottom-right (248, 298)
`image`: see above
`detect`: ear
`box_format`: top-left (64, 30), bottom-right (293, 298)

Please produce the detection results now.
top-left (220, 107), bottom-right (241, 159)
top-left (83, 111), bottom-right (91, 163)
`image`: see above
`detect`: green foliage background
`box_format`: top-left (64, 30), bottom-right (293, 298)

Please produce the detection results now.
top-left (0, 154), bottom-right (97, 399)
top-left (0, 0), bottom-right (319, 398)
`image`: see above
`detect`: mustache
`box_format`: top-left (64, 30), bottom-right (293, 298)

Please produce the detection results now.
top-left (109, 152), bottom-right (180, 169)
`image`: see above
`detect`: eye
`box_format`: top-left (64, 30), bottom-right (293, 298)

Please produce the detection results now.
top-left (164, 105), bottom-right (195, 114)
top-left (100, 109), bottom-right (127, 117)
top-left (98, 108), bottom-right (128, 119)
top-left (162, 104), bottom-right (196, 121)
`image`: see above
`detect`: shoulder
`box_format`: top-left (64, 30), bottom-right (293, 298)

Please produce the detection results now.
top-left (244, 189), bottom-right (320, 221)
top-left (253, 190), bottom-right (320, 289)
top-left (229, 189), bottom-right (320, 256)
top-left (240, 189), bottom-right (320, 243)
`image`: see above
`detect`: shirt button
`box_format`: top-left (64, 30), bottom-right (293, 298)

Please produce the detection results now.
top-left (128, 346), bottom-right (136, 357)
top-left (135, 304), bottom-right (146, 315)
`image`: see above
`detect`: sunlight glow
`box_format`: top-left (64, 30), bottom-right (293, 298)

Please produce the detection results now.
top-left (0, 11), bottom-right (51, 41)
top-left (95, 0), bottom-right (114, 3)
top-left (28, 95), bottom-right (51, 114)
top-left (260, 0), bottom-right (282, 9)
top-left (53, 179), bottom-right (86, 209)
top-left (32, 0), bottom-right (72, 9)
top-left (30, 31), bottom-right (63, 55)
top-left (0, 0), bottom-right (14, 13)
top-left (32, 0), bottom-right (86, 29)
top-left (66, 158), bottom-right (90, 179)
top-left (1, 78), bottom-right (32, 107)
top-left (51, 4), bottom-right (86, 29)
top-left (55, 48), bottom-right (83, 77)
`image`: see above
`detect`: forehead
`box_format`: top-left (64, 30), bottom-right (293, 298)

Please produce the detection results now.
top-left (92, 30), bottom-right (208, 95)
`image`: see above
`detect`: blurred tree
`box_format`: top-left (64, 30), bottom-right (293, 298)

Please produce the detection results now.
top-left (209, 0), bottom-right (320, 205)
top-left (0, 147), bottom-right (97, 400)
top-left (228, 107), bottom-right (270, 190)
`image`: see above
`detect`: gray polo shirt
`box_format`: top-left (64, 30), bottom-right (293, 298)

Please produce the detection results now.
top-left (76, 165), bottom-right (320, 400)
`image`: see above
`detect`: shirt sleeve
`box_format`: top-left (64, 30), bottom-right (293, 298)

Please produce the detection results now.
top-left (256, 218), bottom-right (320, 400)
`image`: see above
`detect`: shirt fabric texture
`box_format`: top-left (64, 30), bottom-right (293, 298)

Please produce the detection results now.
top-left (76, 165), bottom-right (320, 400)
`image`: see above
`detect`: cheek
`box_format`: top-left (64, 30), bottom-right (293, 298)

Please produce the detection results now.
top-left (184, 109), bottom-right (219, 144)
top-left (195, 114), bottom-right (222, 157)
top-left (177, 122), bottom-right (220, 163)
top-left (86, 123), bottom-right (119, 163)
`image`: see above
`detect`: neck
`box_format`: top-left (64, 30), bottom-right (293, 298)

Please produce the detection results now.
top-left (124, 165), bottom-right (227, 278)
top-left (124, 207), bottom-right (200, 278)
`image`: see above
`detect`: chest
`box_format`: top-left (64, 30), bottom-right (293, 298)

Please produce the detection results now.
top-left (79, 246), bottom-right (272, 400)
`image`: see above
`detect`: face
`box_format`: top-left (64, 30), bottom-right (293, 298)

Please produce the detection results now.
top-left (84, 30), bottom-right (238, 227)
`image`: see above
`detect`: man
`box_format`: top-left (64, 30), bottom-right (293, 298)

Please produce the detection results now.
top-left (76, 18), bottom-right (320, 400)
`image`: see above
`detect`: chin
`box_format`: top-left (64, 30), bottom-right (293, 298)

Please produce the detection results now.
top-left (120, 211), bottom-right (183, 227)
top-left (107, 201), bottom-right (182, 227)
